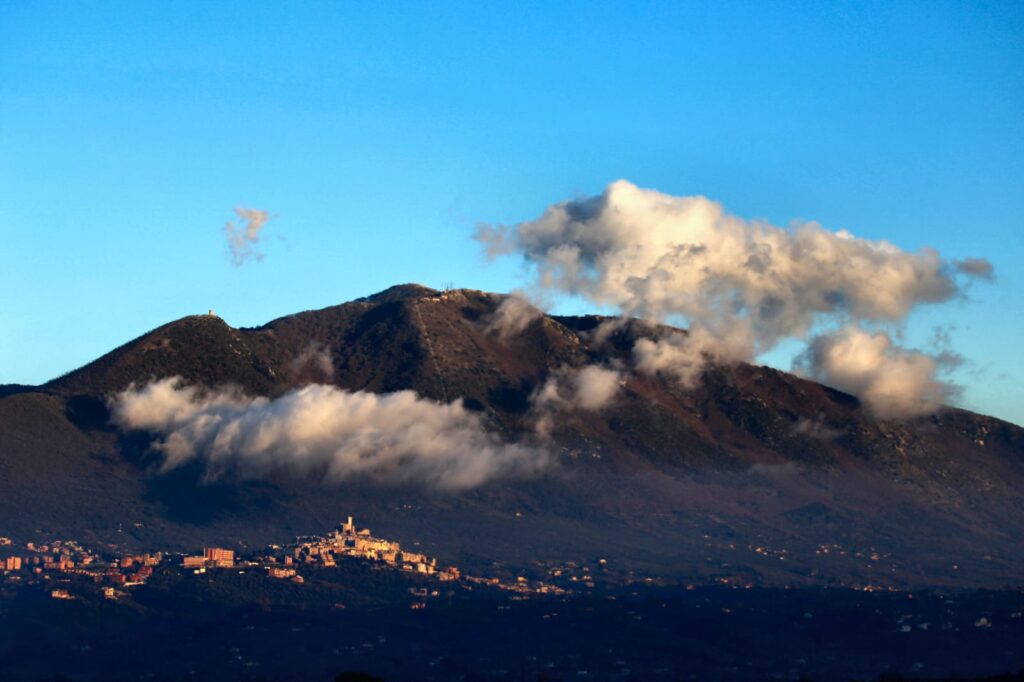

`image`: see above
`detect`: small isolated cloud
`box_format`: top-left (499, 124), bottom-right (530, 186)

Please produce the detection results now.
top-left (110, 378), bottom-right (548, 491)
top-left (287, 343), bottom-right (335, 382)
top-left (791, 416), bottom-right (845, 441)
top-left (954, 258), bottom-right (995, 281)
top-left (486, 293), bottom-right (544, 338)
top-left (633, 327), bottom-right (754, 387)
top-left (532, 365), bottom-right (623, 437)
top-left (225, 207), bottom-right (272, 266)
top-left (798, 326), bottom-right (957, 419)
top-left (566, 365), bottom-right (623, 410)
top-left (535, 365), bottom-right (623, 412)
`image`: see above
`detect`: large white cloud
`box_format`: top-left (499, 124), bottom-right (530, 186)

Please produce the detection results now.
top-left (111, 378), bottom-right (548, 490)
top-left (478, 180), bottom-right (992, 415)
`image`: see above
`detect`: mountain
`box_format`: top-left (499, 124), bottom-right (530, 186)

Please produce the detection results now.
top-left (2, 284), bottom-right (1023, 587)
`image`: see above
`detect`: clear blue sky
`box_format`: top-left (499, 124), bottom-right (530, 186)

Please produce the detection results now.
top-left (2, 1), bottom-right (1022, 424)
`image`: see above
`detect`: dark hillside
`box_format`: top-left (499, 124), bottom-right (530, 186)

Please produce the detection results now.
top-left (46, 314), bottom-right (280, 397)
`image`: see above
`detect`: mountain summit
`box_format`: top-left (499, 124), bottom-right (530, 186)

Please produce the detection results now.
top-left (2, 284), bottom-right (1022, 587)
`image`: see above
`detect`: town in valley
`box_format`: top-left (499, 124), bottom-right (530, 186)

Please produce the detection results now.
top-left (0, 516), bottom-right (571, 603)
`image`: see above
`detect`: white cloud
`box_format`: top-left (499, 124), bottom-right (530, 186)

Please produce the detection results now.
top-left (534, 365), bottom-right (623, 412)
top-left (633, 327), bottom-right (754, 387)
top-left (798, 326), bottom-right (956, 419)
top-left (478, 179), bottom-right (992, 415)
top-left (567, 365), bottom-right (623, 410)
top-left (110, 378), bottom-right (548, 491)
top-left (531, 365), bottom-right (623, 437)
top-left (486, 293), bottom-right (544, 338)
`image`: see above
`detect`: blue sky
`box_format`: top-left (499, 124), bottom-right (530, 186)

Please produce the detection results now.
top-left (1, 1), bottom-right (1021, 424)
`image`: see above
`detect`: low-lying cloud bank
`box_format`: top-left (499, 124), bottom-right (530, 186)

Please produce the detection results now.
top-left (111, 378), bottom-right (548, 490)
top-left (477, 180), bottom-right (992, 418)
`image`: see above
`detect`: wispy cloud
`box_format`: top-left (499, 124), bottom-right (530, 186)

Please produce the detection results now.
top-left (486, 293), bottom-right (544, 338)
top-left (287, 342), bottom-right (335, 382)
top-left (531, 365), bottom-right (623, 437)
top-left (224, 207), bottom-right (272, 266)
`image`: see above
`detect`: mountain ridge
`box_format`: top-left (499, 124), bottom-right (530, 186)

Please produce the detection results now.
top-left (2, 284), bottom-right (1023, 588)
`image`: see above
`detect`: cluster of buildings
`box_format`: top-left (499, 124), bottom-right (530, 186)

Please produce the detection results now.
top-left (2, 517), bottom-right (464, 600)
top-left (0, 538), bottom-right (163, 595)
top-left (2, 516), bottom-right (569, 602)
top-left (263, 516), bottom-right (461, 582)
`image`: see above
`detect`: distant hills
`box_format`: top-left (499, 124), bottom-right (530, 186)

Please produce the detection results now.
top-left (2, 284), bottom-right (1022, 587)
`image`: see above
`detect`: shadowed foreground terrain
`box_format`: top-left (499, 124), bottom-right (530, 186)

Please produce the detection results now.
top-left (2, 562), bottom-right (1023, 682)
